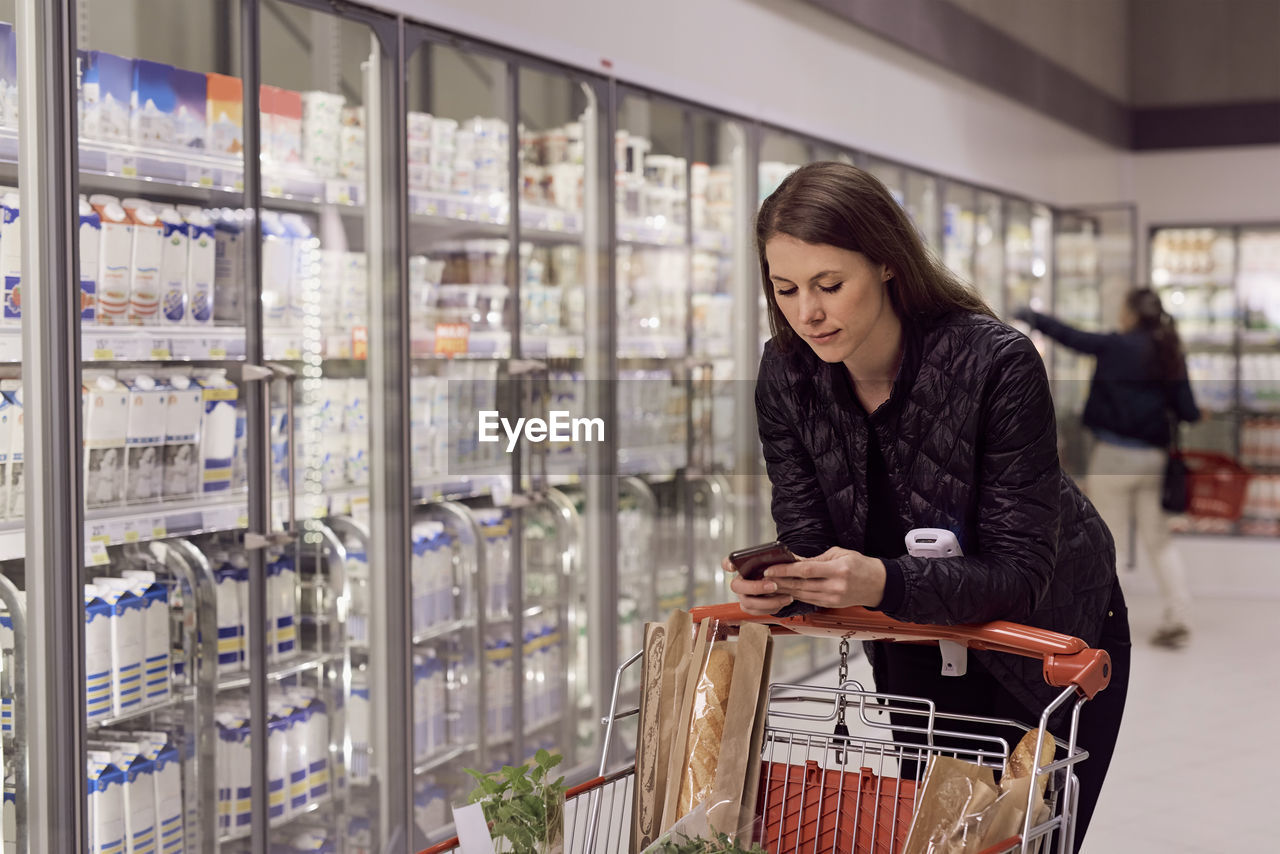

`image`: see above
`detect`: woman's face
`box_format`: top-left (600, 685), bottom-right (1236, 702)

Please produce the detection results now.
top-left (765, 234), bottom-right (893, 364)
top-left (1119, 302), bottom-right (1138, 332)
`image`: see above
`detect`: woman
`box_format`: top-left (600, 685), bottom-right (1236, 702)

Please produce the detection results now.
top-left (729, 162), bottom-right (1128, 849)
top-left (1017, 289), bottom-right (1200, 648)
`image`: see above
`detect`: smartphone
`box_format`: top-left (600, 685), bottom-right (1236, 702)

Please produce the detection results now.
top-left (905, 528), bottom-right (963, 558)
top-left (727, 541), bottom-right (796, 581)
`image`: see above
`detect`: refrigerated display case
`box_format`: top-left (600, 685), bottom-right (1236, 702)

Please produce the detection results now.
top-left (1006, 199), bottom-right (1053, 362)
top-left (904, 167), bottom-right (940, 250)
top-left (1150, 223), bottom-right (1280, 536)
top-left (941, 180), bottom-right (977, 285)
top-left (973, 190), bottom-right (1005, 315)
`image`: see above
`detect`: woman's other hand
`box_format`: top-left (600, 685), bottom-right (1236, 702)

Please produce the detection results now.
top-left (724, 554), bottom-right (796, 616)
top-left (1013, 306), bottom-right (1038, 326)
top-left (761, 546), bottom-right (887, 610)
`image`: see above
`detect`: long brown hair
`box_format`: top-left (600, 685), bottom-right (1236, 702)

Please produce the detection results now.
top-left (756, 162), bottom-right (994, 351)
top-left (1126, 287), bottom-right (1187, 379)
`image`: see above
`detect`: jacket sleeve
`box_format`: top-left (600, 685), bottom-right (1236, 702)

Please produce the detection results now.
top-left (1027, 312), bottom-right (1114, 356)
top-left (883, 334), bottom-right (1061, 626)
top-left (755, 353), bottom-right (836, 560)
top-left (1171, 374), bottom-right (1201, 424)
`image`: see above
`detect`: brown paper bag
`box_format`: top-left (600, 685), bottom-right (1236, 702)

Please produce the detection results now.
top-left (633, 610), bottom-right (693, 852)
top-left (737, 631), bottom-right (774, 839)
top-left (902, 757), bottom-right (998, 854)
top-left (705, 623), bottom-right (771, 837)
top-left (660, 619), bottom-right (714, 833)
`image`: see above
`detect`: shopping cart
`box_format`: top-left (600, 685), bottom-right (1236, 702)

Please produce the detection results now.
top-left (1174, 450), bottom-right (1251, 519)
top-left (421, 602), bottom-right (1111, 854)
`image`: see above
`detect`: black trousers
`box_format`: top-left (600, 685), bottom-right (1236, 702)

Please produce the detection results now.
top-left (871, 583), bottom-right (1130, 852)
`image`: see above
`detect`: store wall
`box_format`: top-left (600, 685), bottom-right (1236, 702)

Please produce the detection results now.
top-left (369, 0), bottom-right (1131, 206)
top-left (942, 0), bottom-right (1131, 103)
top-left (1132, 145), bottom-right (1280, 280)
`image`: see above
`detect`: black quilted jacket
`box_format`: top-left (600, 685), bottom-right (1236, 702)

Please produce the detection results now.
top-left (758, 311), bottom-right (1117, 715)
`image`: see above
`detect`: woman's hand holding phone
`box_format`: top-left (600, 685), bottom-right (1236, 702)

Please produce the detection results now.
top-left (727, 545), bottom-right (887, 614)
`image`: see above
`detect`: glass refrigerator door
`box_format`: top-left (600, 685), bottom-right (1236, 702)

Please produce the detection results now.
top-left (615, 90), bottom-right (689, 654)
top-left (0, 0), bottom-right (24, 846)
top-left (1006, 199), bottom-right (1053, 359)
top-left (1150, 226), bottom-right (1239, 463)
top-left (941, 181), bottom-right (977, 285)
top-left (404, 34), bottom-right (513, 840)
top-left (904, 168), bottom-right (940, 252)
top-left (973, 191), bottom-right (1005, 316)
top-left (756, 130), bottom-right (805, 354)
top-left (864, 156), bottom-right (904, 207)
top-left (1052, 212), bottom-right (1102, 476)
top-left (1237, 227), bottom-right (1280, 534)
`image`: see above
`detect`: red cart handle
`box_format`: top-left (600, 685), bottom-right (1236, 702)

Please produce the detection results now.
top-left (688, 603), bottom-right (1111, 699)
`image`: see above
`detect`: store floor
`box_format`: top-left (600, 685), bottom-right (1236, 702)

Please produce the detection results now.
top-left (808, 587), bottom-right (1277, 853)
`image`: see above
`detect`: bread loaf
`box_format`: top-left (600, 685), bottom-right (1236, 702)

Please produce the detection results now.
top-left (677, 644), bottom-right (736, 817)
top-left (1004, 728), bottom-right (1055, 799)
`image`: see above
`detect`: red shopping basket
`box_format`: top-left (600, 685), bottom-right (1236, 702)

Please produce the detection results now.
top-left (757, 760), bottom-right (915, 854)
top-left (1177, 451), bottom-right (1251, 519)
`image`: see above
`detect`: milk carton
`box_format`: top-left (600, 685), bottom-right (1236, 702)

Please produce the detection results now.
top-left (412, 655), bottom-right (429, 761)
top-left (82, 51), bottom-right (132, 142)
top-left (119, 570), bottom-right (170, 705)
top-left (285, 689), bottom-right (330, 802)
top-left (284, 700), bottom-right (311, 814)
top-left (131, 59), bottom-right (176, 148)
top-left (212, 208), bottom-right (245, 323)
top-left (344, 380), bottom-right (369, 486)
top-left (193, 370), bottom-right (238, 493)
top-left (121, 198), bottom-right (164, 324)
top-left (0, 388), bottom-right (14, 520)
top-left (216, 710), bottom-right (252, 834)
top-left (128, 732), bottom-right (183, 854)
top-left (87, 750), bottom-right (127, 854)
top-left (205, 73), bottom-right (243, 155)
top-left (177, 207), bottom-right (214, 326)
top-left (119, 372), bottom-right (166, 504)
top-left (269, 404), bottom-right (290, 493)
top-left (229, 550), bottom-right (251, 667)
top-left (80, 196), bottom-right (103, 322)
top-left (171, 67), bottom-right (207, 151)
top-left (84, 584), bottom-right (114, 722)
top-left (349, 674), bottom-right (371, 783)
top-left (260, 210), bottom-right (291, 326)
top-left (157, 207), bottom-right (189, 325)
top-left (94, 739), bottom-right (157, 854)
top-left (2, 193), bottom-right (20, 322)
top-left (83, 372), bottom-right (129, 508)
top-left (231, 401), bottom-right (247, 491)
top-left (266, 549), bottom-right (297, 662)
top-left (279, 213), bottom-right (314, 324)
top-left (0, 597), bottom-right (14, 736)
top-left (275, 89), bottom-right (304, 165)
top-left (90, 195), bottom-right (134, 325)
top-left (266, 703), bottom-right (292, 822)
top-left (94, 578), bottom-right (147, 717)
top-left (212, 552), bottom-right (241, 675)
top-left (159, 372), bottom-right (201, 499)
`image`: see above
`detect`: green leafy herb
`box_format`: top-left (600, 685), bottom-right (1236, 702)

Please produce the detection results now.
top-left (464, 749), bottom-right (567, 854)
top-left (647, 831), bottom-right (768, 853)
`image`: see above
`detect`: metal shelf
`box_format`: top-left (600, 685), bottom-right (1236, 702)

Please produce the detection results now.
top-left (0, 326), bottom-right (247, 364)
top-left (217, 794), bottom-right (334, 845)
top-left (411, 474), bottom-right (511, 505)
top-left (414, 743), bottom-right (478, 776)
top-left (215, 651), bottom-right (334, 692)
top-left (413, 618), bottom-right (477, 645)
top-left (87, 694), bottom-right (186, 730)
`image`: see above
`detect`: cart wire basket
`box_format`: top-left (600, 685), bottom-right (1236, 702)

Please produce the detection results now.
top-left (421, 603), bottom-right (1111, 854)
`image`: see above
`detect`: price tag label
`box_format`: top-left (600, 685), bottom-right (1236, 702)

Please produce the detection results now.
top-left (236, 512), bottom-right (249, 529)
top-left (434, 322), bottom-right (470, 357)
top-left (284, 347), bottom-right (302, 361)
top-left (351, 327), bottom-right (369, 361)
top-left (151, 517), bottom-right (167, 539)
top-left (209, 344), bottom-right (228, 359)
top-left (92, 348), bottom-right (114, 361)
top-left (148, 337), bottom-right (172, 361)
top-left (122, 519), bottom-right (142, 543)
top-left (87, 523), bottom-right (111, 547)
top-left (548, 335), bottom-right (577, 359)
top-left (86, 540), bottom-right (111, 567)
top-left (234, 178), bottom-right (245, 193)
top-left (267, 182), bottom-right (285, 198)
top-left (121, 158), bottom-right (138, 178)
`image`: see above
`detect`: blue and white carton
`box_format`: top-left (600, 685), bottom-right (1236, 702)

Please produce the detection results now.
top-left (157, 206), bottom-right (189, 325)
top-left (82, 51), bottom-right (133, 143)
top-left (119, 570), bottom-right (171, 705)
top-left (127, 732), bottom-right (183, 854)
top-left (92, 578), bottom-right (146, 717)
top-left (193, 370), bottom-right (238, 493)
top-left (80, 196), bottom-right (103, 322)
top-left (87, 750), bottom-right (127, 854)
top-left (2, 193), bottom-right (20, 322)
top-left (93, 739), bottom-right (157, 854)
top-left (131, 59), bottom-right (176, 148)
top-left (84, 585), bottom-right (114, 722)
top-left (170, 68), bottom-right (206, 151)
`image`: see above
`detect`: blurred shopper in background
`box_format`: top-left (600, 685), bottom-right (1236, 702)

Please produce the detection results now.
top-left (1018, 288), bottom-right (1201, 649)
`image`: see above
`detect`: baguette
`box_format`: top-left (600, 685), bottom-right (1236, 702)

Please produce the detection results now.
top-left (677, 644), bottom-right (736, 817)
top-left (1003, 728), bottom-right (1056, 799)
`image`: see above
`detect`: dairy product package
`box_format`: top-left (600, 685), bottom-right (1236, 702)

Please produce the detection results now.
top-left (206, 73), bottom-right (243, 155)
top-left (194, 369), bottom-right (238, 493)
top-left (119, 372), bottom-right (166, 504)
top-left (339, 106), bottom-right (366, 179)
top-left (258, 84), bottom-right (279, 162)
top-left (212, 208), bottom-right (245, 323)
top-left (266, 548), bottom-right (298, 662)
top-left (0, 592), bottom-right (15, 737)
top-left (413, 655), bottom-right (430, 761)
top-left (273, 87), bottom-right (304, 166)
top-left (301, 91), bottom-right (344, 177)
top-left (0, 388), bottom-right (13, 520)
top-left (1, 193), bottom-right (19, 322)
top-left (212, 551), bottom-right (242, 675)
top-left (177, 207), bottom-right (215, 325)
top-left (84, 585), bottom-right (114, 722)
top-left (131, 59), bottom-right (176, 147)
top-left (83, 372), bottom-right (129, 508)
top-left (121, 198), bottom-right (164, 324)
top-left (82, 51), bottom-right (132, 142)
top-left (94, 739), bottom-right (157, 854)
top-left (217, 709), bottom-right (252, 834)
top-left (119, 570), bottom-right (171, 705)
top-left (157, 206), bottom-right (189, 325)
top-left (80, 197), bottom-right (102, 322)
top-left (284, 689), bottom-right (330, 803)
top-left (0, 24), bottom-right (16, 127)
top-left (269, 403), bottom-right (290, 493)
top-left (230, 550), bottom-right (251, 669)
top-left (284, 700), bottom-right (311, 814)
top-left (92, 578), bottom-right (146, 717)
top-left (87, 750), bottom-right (128, 854)
top-left (349, 674), bottom-right (371, 783)
top-left (127, 732), bottom-right (183, 854)
top-left (279, 213), bottom-right (313, 324)
top-left (344, 380), bottom-right (369, 486)
top-left (171, 67), bottom-right (207, 151)
top-left (267, 703), bottom-right (291, 822)
top-left (5, 383), bottom-right (19, 519)
top-left (159, 371), bottom-right (201, 499)
top-left (260, 210), bottom-right (291, 325)
top-left (89, 195), bottom-right (134, 325)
